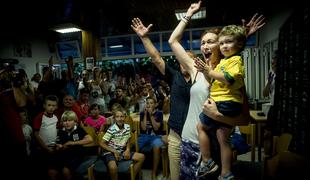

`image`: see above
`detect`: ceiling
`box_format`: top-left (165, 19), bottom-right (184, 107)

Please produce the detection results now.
top-left (1, 0), bottom-right (279, 39)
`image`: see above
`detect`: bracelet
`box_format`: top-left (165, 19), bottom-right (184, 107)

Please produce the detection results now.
top-left (183, 15), bottom-right (190, 21)
top-left (181, 18), bottom-right (188, 24)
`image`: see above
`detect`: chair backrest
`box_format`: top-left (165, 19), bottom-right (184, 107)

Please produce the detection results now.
top-left (235, 123), bottom-right (256, 162)
top-left (81, 123), bottom-right (99, 147)
top-left (264, 133), bottom-right (293, 179)
top-left (130, 130), bottom-right (139, 152)
top-left (131, 113), bottom-right (140, 134)
top-left (272, 133), bottom-right (292, 156)
top-left (125, 115), bottom-right (135, 132)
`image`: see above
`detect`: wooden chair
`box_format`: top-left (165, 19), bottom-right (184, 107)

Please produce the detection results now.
top-left (81, 123), bottom-right (100, 154)
top-left (86, 130), bottom-right (141, 180)
top-left (232, 123), bottom-right (256, 162)
top-left (263, 133), bottom-right (293, 179)
top-left (161, 119), bottom-right (169, 177)
top-left (135, 117), bottom-right (169, 178)
top-left (74, 124), bottom-right (100, 180)
top-left (271, 133), bottom-right (292, 156)
top-left (272, 151), bottom-right (307, 179)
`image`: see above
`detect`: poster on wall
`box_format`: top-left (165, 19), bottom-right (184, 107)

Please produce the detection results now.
top-left (56, 40), bottom-right (81, 61)
top-left (86, 57), bottom-right (94, 70)
top-left (13, 43), bottom-right (32, 57)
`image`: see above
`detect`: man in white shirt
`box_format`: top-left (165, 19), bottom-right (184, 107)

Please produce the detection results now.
top-left (263, 51), bottom-right (277, 156)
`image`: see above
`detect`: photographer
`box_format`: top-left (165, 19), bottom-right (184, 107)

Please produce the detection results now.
top-left (0, 64), bottom-right (31, 178)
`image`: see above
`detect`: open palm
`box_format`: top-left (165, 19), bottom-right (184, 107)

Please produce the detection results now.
top-left (242, 13), bottom-right (265, 37)
top-left (131, 18), bottom-right (153, 37)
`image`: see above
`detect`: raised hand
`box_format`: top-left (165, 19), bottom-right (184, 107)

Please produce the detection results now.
top-left (131, 18), bottom-right (153, 38)
top-left (186, 0), bottom-right (202, 17)
top-left (194, 57), bottom-right (205, 72)
top-left (194, 57), bottom-right (211, 75)
top-left (242, 13), bottom-right (266, 37)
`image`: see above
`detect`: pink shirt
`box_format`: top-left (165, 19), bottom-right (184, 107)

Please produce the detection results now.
top-left (85, 115), bottom-right (106, 131)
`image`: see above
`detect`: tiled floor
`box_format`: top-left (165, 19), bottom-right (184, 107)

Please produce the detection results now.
top-left (141, 148), bottom-right (262, 180)
top-left (141, 169), bottom-right (168, 180)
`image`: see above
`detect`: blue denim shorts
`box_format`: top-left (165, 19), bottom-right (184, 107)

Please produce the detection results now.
top-left (138, 134), bottom-right (164, 151)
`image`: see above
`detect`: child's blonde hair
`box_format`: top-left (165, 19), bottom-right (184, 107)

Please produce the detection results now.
top-left (61, 110), bottom-right (78, 122)
top-left (219, 25), bottom-right (247, 52)
top-left (111, 103), bottom-right (123, 112)
top-left (112, 104), bottom-right (126, 116)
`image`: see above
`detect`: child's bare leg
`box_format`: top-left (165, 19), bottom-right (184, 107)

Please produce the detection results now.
top-left (132, 152), bottom-right (145, 178)
top-left (217, 127), bottom-right (233, 176)
top-left (197, 121), bottom-right (212, 162)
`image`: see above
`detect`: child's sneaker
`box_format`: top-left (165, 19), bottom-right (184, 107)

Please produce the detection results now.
top-left (195, 159), bottom-right (219, 177)
top-left (218, 172), bottom-right (234, 180)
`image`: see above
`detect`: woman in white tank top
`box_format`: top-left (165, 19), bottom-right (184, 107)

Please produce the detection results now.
top-left (168, 1), bottom-right (264, 179)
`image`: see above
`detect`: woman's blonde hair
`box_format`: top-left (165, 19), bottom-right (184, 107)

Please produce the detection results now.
top-left (61, 110), bottom-right (78, 122)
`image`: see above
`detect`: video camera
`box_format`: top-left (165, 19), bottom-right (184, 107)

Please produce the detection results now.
top-left (0, 58), bottom-right (24, 89)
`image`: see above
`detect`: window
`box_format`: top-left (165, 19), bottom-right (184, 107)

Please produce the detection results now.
top-left (56, 40), bottom-right (81, 60)
top-left (246, 35), bottom-right (257, 47)
top-left (107, 36), bottom-right (132, 56)
top-left (162, 32), bottom-right (172, 52)
top-left (192, 29), bottom-right (204, 50)
top-left (134, 34), bottom-right (160, 54)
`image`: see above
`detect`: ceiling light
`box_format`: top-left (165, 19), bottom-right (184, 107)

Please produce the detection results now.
top-left (55, 27), bottom-right (81, 33)
top-left (109, 45), bottom-right (123, 49)
top-left (175, 7), bottom-right (206, 20)
top-left (53, 23), bottom-right (82, 33)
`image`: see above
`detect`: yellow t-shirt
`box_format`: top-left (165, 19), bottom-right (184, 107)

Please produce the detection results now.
top-left (211, 55), bottom-right (244, 103)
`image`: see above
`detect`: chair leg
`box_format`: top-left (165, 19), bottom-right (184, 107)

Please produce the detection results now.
top-left (87, 164), bottom-right (95, 180)
top-left (130, 164), bottom-right (134, 180)
top-left (161, 147), bottom-right (169, 177)
top-left (250, 123), bottom-right (256, 162)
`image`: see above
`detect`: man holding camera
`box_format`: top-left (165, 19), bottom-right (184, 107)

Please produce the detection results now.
top-left (0, 65), bottom-right (31, 178)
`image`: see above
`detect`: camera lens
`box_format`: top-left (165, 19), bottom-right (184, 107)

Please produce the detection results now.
top-left (92, 91), bottom-right (99, 98)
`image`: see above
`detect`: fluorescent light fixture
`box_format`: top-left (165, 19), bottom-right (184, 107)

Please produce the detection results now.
top-left (175, 7), bottom-right (206, 20)
top-left (55, 27), bottom-right (81, 33)
top-left (109, 45), bottom-right (123, 48)
top-left (53, 23), bottom-right (82, 33)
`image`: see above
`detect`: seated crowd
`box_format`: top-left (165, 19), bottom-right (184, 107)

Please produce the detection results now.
top-left (1, 56), bottom-right (170, 180)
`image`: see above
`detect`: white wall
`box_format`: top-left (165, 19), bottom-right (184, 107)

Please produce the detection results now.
top-left (0, 38), bottom-right (58, 78)
top-left (244, 8), bottom-right (294, 102)
top-left (258, 8), bottom-right (294, 47)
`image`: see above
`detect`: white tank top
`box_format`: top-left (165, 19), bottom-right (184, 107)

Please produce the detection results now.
top-left (182, 72), bottom-right (210, 144)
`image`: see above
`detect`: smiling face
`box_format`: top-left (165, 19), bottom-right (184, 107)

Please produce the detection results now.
top-left (200, 31), bottom-right (222, 65)
top-left (63, 95), bottom-right (75, 108)
top-left (114, 110), bottom-right (125, 128)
